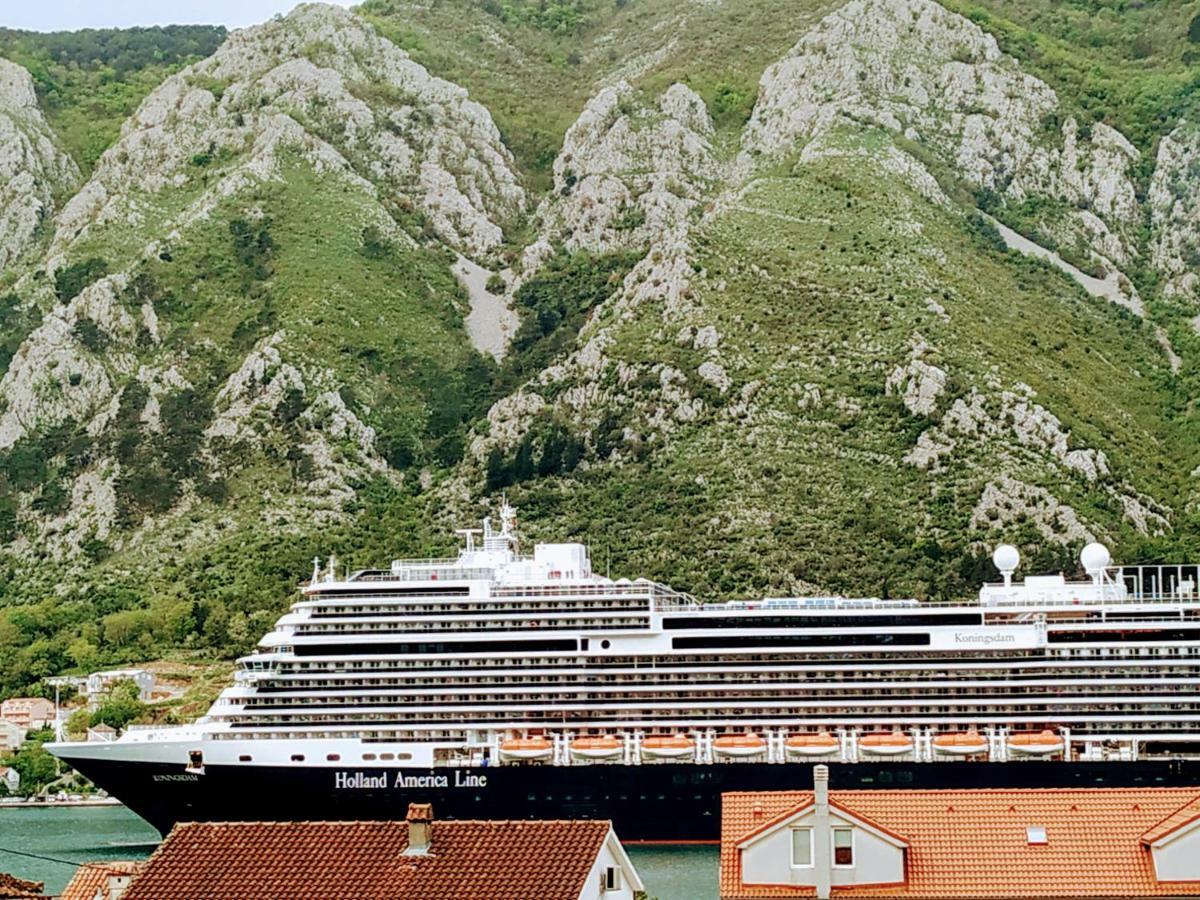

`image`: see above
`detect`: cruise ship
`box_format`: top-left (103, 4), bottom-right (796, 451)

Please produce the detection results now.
top-left (48, 504), bottom-right (1200, 838)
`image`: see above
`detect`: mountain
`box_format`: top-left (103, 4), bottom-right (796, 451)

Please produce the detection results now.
top-left (0, 0), bottom-right (1199, 693)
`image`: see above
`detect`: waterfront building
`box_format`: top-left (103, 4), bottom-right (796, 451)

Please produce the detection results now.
top-left (0, 699), bottom-right (54, 732)
top-left (721, 765), bottom-right (1200, 898)
top-left (120, 803), bottom-right (642, 899)
top-left (47, 506), bottom-right (1200, 839)
top-left (0, 720), bottom-right (24, 754)
top-left (60, 862), bottom-right (142, 900)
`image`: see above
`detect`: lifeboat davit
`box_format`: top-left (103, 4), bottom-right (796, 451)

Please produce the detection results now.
top-left (500, 737), bottom-right (553, 761)
top-left (786, 731), bottom-right (840, 757)
top-left (933, 729), bottom-right (989, 756)
top-left (570, 736), bottom-right (623, 760)
top-left (1007, 730), bottom-right (1064, 756)
top-left (859, 731), bottom-right (914, 756)
top-left (713, 733), bottom-right (766, 758)
top-left (642, 735), bottom-right (695, 759)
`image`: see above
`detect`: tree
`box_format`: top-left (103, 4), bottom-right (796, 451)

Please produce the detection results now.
top-left (89, 678), bottom-right (146, 731)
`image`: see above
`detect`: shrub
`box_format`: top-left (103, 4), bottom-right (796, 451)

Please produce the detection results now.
top-left (54, 258), bottom-right (108, 303)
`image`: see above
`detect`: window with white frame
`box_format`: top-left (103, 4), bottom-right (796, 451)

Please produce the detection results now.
top-left (833, 827), bottom-right (854, 866)
top-left (791, 827), bottom-right (813, 867)
top-left (601, 866), bottom-right (621, 891)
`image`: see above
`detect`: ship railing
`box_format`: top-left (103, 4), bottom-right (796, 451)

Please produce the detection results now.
top-left (1109, 564), bottom-right (1200, 602)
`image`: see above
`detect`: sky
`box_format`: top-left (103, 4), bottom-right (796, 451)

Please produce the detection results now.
top-left (1, 0), bottom-right (355, 32)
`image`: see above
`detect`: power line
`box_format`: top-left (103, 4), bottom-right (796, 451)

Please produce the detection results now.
top-left (0, 844), bottom-right (97, 868)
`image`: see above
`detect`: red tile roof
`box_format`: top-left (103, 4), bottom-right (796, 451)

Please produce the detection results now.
top-left (0, 872), bottom-right (45, 899)
top-left (60, 861), bottom-right (144, 900)
top-left (1142, 796), bottom-right (1200, 845)
top-left (122, 818), bottom-right (615, 900)
top-left (722, 787), bottom-right (1200, 899)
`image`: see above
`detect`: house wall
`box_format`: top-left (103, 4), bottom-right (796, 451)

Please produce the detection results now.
top-left (741, 810), bottom-right (904, 888)
top-left (1153, 826), bottom-right (1200, 883)
top-left (576, 834), bottom-right (638, 900)
top-left (0, 720), bottom-right (25, 752)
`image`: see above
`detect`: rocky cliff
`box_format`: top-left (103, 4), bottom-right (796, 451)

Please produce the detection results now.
top-left (0, 59), bottom-right (79, 271)
top-left (0, 0), bottom-right (1198, 679)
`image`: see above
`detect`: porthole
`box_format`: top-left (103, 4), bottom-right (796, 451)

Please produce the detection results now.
top-left (291, 754), bottom-right (305, 762)
top-left (238, 755), bottom-right (252, 763)
top-left (363, 753), bottom-right (377, 761)
top-left (326, 754), bottom-right (341, 761)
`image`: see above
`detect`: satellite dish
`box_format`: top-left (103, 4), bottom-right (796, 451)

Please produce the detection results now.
top-left (992, 544), bottom-right (1020, 576)
top-left (1080, 542), bottom-right (1111, 576)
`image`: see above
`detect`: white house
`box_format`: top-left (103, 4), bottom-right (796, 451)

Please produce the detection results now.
top-left (0, 719), bottom-right (25, 753)
top-left (0, 766), bottom-right (19, 793)
top-left (116, 802), bottom-right (642, 900)
top-left (722, 765), bottom-right (1200, 899)
top-left (86, 670), bottom-right (155, 708)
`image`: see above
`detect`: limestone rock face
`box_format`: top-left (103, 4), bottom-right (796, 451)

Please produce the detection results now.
top-left (50, 2), bottom-right (523, 263)
top-left (532, 79), bottom-right (717, 259)
top-left (742, 0), bottom-right (1140, 264)
top-left (1150, 122), bottom-right (1200, 306)
top-left (0, 59), bottom-right (80, 270)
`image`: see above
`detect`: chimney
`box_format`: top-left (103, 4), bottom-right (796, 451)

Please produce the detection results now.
top-left (405, 803), bottom-right (433, 856)
top-left (813, 765), bottom-right (831, 900)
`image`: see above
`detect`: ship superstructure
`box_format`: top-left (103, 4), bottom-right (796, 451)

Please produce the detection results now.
top-left (48, 506), bottom-right (1200, 837)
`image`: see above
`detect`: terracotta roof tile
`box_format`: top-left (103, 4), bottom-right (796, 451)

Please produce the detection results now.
top-left (0, 872), bottom-right (45, 900)
top-left (122, 818), bottom-right (614, 900)
top-left (60, 861), bottom-right (144, 900)
top-left (1141, 796), bottom-right (1200, 845)
top-left (721, 787), bottom-right (1200, 899)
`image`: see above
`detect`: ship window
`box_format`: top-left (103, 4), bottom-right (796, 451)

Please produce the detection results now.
top-left (238, 755), bottom-right (252, 762)
top-left (291, 754), bottom-right (305, 762)
top-left (326, 754), bottom-right (340, 761)
top-left (381, 753), bottom-right (395, 760)
top-left (791, 827), bottom-right (813, 867)
top-left (833, 828), bottom-right (854, 866)
top-left (398, 753), bottom-right (412, 760)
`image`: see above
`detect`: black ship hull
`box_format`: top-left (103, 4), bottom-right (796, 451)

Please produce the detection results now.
top-left (60, 754), bottom-right (1200, 839)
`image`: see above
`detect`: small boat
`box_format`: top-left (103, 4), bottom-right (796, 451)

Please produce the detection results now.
top-left (1007, 730), bottom-right (1064, 756)
top-left (785, 731), bottom-right (840, 757)
top-left (933, 729), bottom-right (989, 756)
top-left (713, 733), bottom-right (766, 758)
top-left (570, 736), bottom-right (623, 760)
top-left (642, 734), bottom-right (695, 759)
top-left (859, 731), bottom-right (914, 756)
top-left (499, 737), bottom-right (553, 760)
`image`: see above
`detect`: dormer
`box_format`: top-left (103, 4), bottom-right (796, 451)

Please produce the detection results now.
top-left (736, 767), bottom-right (907, 898)
top-left (1142, 797), bottom-right (1200, 883)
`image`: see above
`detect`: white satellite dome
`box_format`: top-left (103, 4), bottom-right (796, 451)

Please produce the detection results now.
top-left (992, 544), bottom-right (1020, 574)
top-left (1080, 542), bottom-right (1111, 575)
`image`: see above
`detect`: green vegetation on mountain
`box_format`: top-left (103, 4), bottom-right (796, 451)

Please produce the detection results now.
top-left (0, 25), bottom-right (226, 170)
top-left (0, 0), bottom-right (1199, 706)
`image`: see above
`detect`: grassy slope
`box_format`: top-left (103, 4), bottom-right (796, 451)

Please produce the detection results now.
top-left (505, 140), bottom-right (1183, 602)
top-left (356, 0), bottom-right (834, 185)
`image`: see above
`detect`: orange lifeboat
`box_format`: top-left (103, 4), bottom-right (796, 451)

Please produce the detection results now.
top-left (785, 731), bottom-right (840, 757)
top-left (570, 736), bottom-right (623, 760)
top-left (932, 729), bottom-right (988, 757)
top-left (1007, 729), bottom-right (1064, 756)
top-left (642, 734), bottom-right (696, 759)
top-left (859, 731), bottom-right (914, 756)
top-left (713, 733), bottom-right (766, 758)
top-left (499, 737), bottom-right (553, 761)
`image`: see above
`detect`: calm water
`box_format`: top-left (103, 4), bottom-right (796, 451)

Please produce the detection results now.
top-left (0, 806), bottom-right (717, 898)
